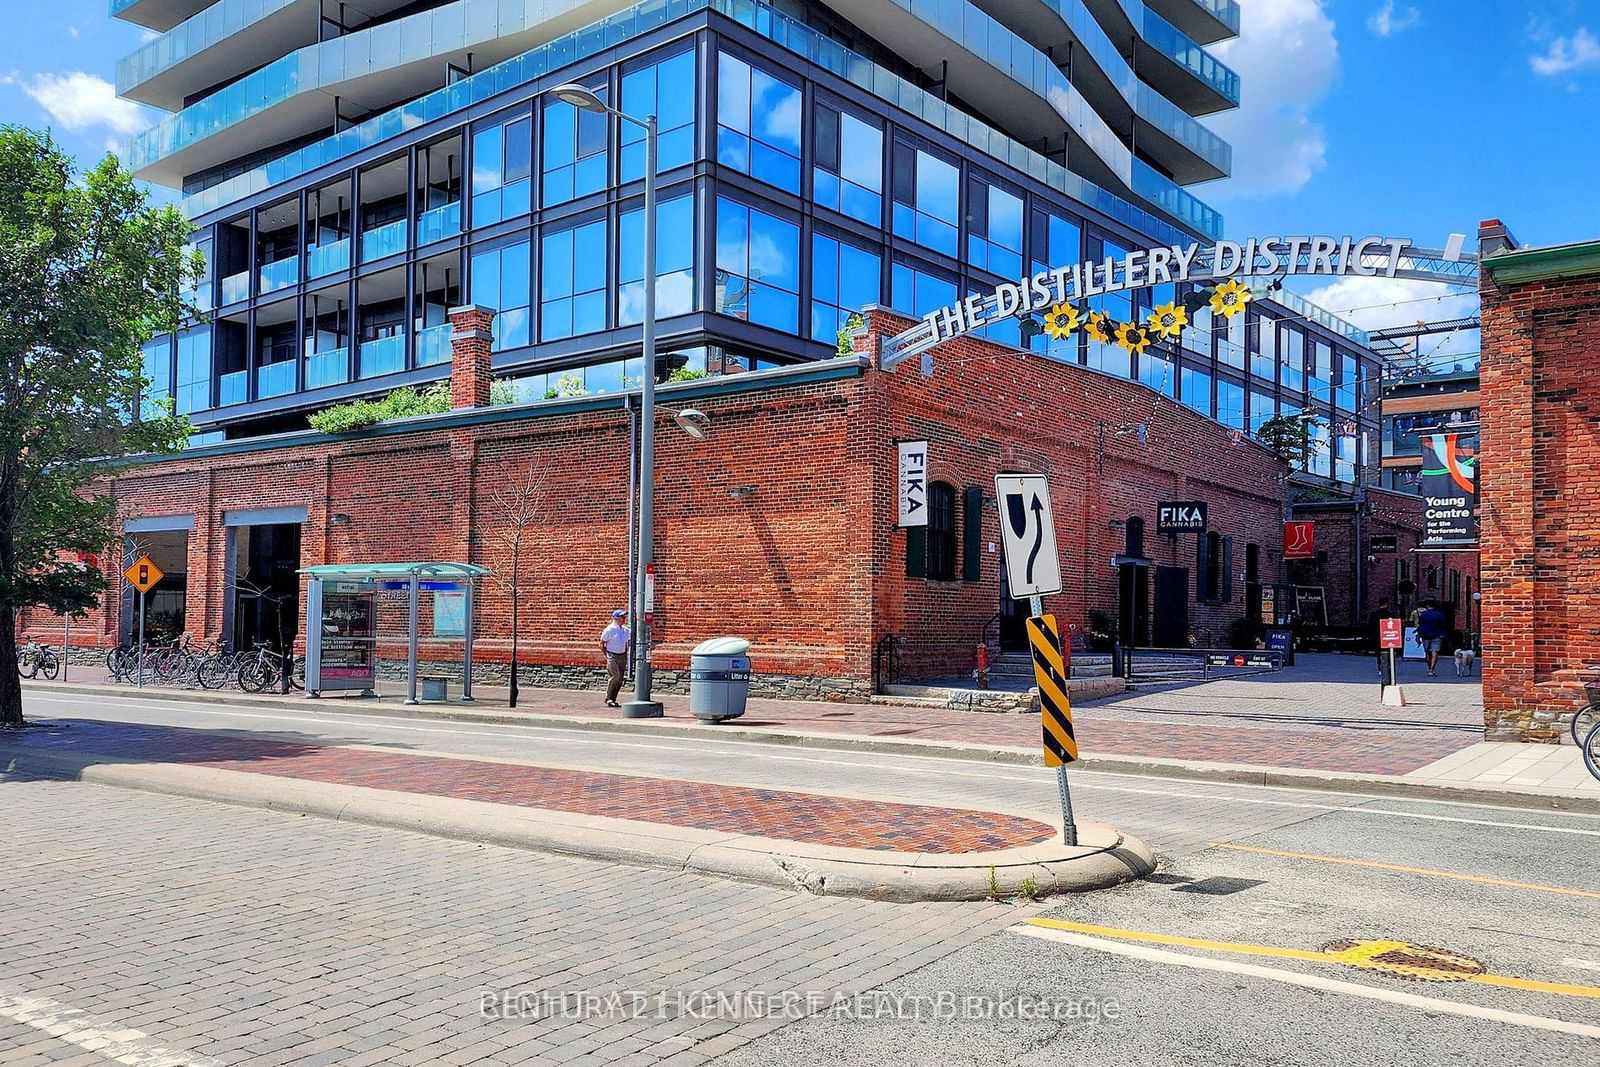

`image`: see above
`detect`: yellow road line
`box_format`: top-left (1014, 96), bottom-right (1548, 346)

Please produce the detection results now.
top-left (1021, 918), bottom-right (1600, 1000)
top-left (1207, 841), bottom-right (1600, 900)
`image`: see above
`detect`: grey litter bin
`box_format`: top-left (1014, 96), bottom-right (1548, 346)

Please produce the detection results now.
top-left (688, 637), bottom-right (752, 722)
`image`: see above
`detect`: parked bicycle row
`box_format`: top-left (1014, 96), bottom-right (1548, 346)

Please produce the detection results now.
top-left (13, 633), bottom-right (307, 693)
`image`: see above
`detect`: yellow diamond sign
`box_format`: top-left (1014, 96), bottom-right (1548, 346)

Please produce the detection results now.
top-left (124, 556), bottom-right (164, 595)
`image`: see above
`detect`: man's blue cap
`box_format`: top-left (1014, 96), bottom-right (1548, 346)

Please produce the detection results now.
top-left (613, 609), bottom-right (627, 618)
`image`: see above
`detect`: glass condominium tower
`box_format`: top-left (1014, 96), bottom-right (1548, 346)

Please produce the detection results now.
top-left (116, 0), bottom-right (1378, 486)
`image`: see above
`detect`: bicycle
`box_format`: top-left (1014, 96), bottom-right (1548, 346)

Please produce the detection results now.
top-left (1573, 682), bottom-right (1600, 748)
top-left (1584, 721), bottom-right (1600, 784)
top-left (196, 646), bottom-right (244, 690)
top-left (16, 641), bottom-right (59, 680)
top-left (237, 646), bottom-right (305, 694)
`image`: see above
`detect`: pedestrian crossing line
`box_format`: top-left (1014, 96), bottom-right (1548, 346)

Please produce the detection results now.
top-left (1018, 918), bottom-right (1600, 1000)
top-left (1206, 842), bottom-right (1600, 899)
top-left (1011, 925), bottom-right (1600, 1040)
top-left (0, 991), bottom-right (220, 1066)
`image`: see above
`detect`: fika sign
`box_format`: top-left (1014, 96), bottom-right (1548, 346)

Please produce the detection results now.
top-left (1156, 501), bottom-right (1209, 534)
top-left (919, 235), bottom-right (1414, 348)
top-left (897, 440), bottom-right (929, 527)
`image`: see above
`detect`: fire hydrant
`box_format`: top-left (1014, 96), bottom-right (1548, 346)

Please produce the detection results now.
top-left (974, 644), bottom-right (990, 690)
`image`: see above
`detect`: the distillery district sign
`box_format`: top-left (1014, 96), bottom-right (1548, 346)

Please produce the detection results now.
top-left (880, 235), bottom-right (1479, 367)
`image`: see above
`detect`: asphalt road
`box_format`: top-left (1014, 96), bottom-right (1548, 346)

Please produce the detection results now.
top-left (4, 690), bottom-right (1597, 1066)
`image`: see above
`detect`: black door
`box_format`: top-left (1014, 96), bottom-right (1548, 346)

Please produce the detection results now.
top-left (1117, 563), bottom-right (1150, 647)
top-left (997, 553), bottom-right (1028, 651)
top-left (1153, 566), bottom-right (1190, 648)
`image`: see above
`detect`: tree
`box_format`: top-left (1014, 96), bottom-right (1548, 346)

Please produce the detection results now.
top-left (1256, 413), bottom-right (1318, 471)
top-left (0, 128), bottom-right (196, 727)
top-left (486, 462), bottom-right (549, 708)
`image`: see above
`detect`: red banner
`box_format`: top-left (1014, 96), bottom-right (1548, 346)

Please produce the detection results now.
top-left (1284, 521), bottom-right (1315, 559)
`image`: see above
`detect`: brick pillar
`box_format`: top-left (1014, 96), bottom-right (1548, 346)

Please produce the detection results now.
top-left (448, 305), bottom-right (496, 410)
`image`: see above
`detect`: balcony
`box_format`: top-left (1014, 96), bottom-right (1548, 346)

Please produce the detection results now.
top-left (415, 203), bottom-right (461, 247)
top-left (415, 323), bottom-right (452, 367)
top-left (361, 220), bottom-right (407, 263)
top-left (221, 270), bottom-right (250, 305)
top-left (306, 238), bottom-right (351, 279)
top-left (1145, 0), bottom-right (1238, 44)
top-left (358, 333), bottom-right (406, 378)
top-left (256, 359), bottom-right (296, 398)
top-left (111, 0), bottom-right (212, 31)
top-left (218, 369), bottom-right (248, 406)
top-left (258, 256), bottom-right (299, 295)
top-left (1139, 7), bottom-right (1240, 114)
top-left (305, 348), bottom-right (350, 390)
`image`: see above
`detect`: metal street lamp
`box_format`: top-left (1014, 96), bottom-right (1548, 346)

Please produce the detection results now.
top-left (552, 83), bottom-right (665, 718)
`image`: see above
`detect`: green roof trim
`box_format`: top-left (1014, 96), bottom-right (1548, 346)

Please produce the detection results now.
top-left (300, 562), bottom-right (491, 579)
top-left (1484, 237), bottom-right (1600, 285)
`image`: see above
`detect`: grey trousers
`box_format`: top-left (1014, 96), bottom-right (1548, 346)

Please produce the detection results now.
top-left (606, 652), bottom-right (627, 702)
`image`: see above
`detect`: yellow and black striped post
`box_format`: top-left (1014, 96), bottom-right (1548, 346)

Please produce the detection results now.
top-left (1026, 611), bottom-right (1078, 846)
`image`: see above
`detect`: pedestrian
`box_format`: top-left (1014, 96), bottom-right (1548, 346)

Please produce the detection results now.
top-left (1368, 598), bottom-right (1392, 677)
top-left (600, 609), bottom-right (630, 708)
top-left (1415, 600), bottom-right (1448, 677)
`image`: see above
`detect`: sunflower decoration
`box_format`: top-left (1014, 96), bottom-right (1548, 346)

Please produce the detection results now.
top-left (1208, 278), bottom-right (1253, 320)
top-left (1115, 319), bottom-right (1152, 356)
top-left (1084, 310), bottom-right (1115, 345)
top-left (1041, 302), bottom-right (1082, 341)
top-left (1146, 300), bottom-right (1188, 341)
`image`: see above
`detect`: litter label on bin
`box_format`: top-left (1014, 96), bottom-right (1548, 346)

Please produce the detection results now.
top-left (689, 669), bottom-right (751, 682)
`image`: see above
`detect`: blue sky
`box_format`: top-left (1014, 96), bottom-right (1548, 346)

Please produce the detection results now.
top-left (2, 0), bottom-right (1595, 341)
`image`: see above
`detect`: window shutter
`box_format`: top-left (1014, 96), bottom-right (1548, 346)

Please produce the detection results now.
top-left (1196, 533), bottom-right (1210, 600)
top-left (963, 487), bottom-right (983, 582)
top-left (905, 526), bottom-right (927, 579)
top-left (1222, 536), bottom-right (1235, 603)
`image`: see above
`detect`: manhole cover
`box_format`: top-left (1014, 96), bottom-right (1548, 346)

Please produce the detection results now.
top-left (1321, 939), bottom-right (1487, 983)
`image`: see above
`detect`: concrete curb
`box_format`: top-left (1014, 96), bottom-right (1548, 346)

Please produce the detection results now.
top-left (0, 741), bottom-right (1155, 903)
top-left (24, 680), bottom-right (1600, 815)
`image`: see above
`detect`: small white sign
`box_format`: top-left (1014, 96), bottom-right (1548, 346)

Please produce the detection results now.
top-left (897, 441), bottom-right (929, 527)
top-left (995, 473), bottom-right (1062, 599)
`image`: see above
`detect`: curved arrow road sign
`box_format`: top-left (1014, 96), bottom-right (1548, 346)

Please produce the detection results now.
top-left (995, 474), bottom-right (1062, 599)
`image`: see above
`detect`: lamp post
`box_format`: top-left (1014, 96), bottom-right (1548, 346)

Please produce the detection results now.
top-left (553, 84), bottom-right (663, 717)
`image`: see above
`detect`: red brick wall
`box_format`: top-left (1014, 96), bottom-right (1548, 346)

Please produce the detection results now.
top-left (25, 309), bottom-right (1311, 699)
top-left (1479, 241), bottom-right (1600, 741)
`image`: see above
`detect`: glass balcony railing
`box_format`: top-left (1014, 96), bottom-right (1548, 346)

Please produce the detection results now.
top-left (257, 359), bottom-right (296, 398)
top-left (415, 323), bottom-right (453, 367)
top-left (218, 369), bottom-right (248, 407)
top-left (221, 270), bottom-right (249, 305)
top-left (181, 0), bottom-right (1222, 253)
top-left (258, 256), bottom-right (299, 294)
top-left (306, 238), bottom-right (351, 279)
top-left (360, 219), bottom-right (407, 263)
top-left (1142, 7), bottom-right (1241, 105)
top-left (358, 333), bottom-right (406, 379)
top-left (117, 0), bottom-right (299, 97)
top-left (305, 348), bottom-right (349, 389)
top-left (415, 202), bottom-right (461, 246)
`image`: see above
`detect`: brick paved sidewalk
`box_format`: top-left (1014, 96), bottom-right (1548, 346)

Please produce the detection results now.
top-left (32, 658), bottom-right (1484, 776)
top-left (9, 719), bottom-right (1057, 854)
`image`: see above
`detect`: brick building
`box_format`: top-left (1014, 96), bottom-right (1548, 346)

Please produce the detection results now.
top-left (1290, 490), bottom-right (1480, 637)
top-left (24, 307), bottom-right (1346, 697)
top-left (1478, 221), bottom-right (1600, 742)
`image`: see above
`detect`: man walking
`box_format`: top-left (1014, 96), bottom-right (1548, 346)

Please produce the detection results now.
top-left (1416, 600), bottom-right (1448, 677)
top-left (600, 609), bottom-right (630, 708)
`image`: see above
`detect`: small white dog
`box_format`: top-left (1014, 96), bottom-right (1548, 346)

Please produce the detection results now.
top-left (1454, 648), bottom-right (1476, 676)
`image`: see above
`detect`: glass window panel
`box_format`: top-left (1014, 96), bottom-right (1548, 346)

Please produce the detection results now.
top-left (619, 195), bottom-right (696, 325)
top-left (717, 51), bottom-right (800, 194)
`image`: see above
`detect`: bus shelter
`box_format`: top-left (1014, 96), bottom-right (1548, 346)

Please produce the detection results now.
top-left (300, 561), bottom-right (491, 705)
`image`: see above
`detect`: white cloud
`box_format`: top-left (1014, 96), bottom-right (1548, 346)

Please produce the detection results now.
top-left (1369, 1), bottom-right (1421, 37)
top-left (20, 72), bottom-right (147, 136)
top-left (1205, 0), bottom-right (1339, 198)
top-left (1530, 27), bottom-right (1600, 76)
top-left (1303, 275), bottom-right (1477, 334)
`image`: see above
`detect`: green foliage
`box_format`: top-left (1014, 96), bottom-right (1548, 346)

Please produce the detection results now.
top-left (1018, 876), bottom-right (1041, 900)
top-left (490, 378), bottom-right (518, 407)
top-left (667, 366), bottom-right (707, 383)
top-left (1085, 609), bottom-right (1117, 651)
top-left (1257, 413), bottom-right (1318, 470)
top-left (541, 373), bottom-right (586, 400)
top-left (987, 866), bottom-right (1001, 900)
top-left (307, 382), bottom-right (452, 434)
top-left (0, 127), bottom-right (197, 724)
top-left (837, 312), bottom-right (865, 357)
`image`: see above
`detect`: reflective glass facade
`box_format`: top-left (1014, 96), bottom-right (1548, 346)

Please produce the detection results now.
top-left (117, 0), bottom-right (1378, 485)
